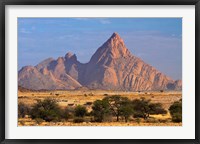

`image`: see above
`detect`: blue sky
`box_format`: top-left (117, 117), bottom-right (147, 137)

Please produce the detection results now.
top-left (18, 18), bottom-right (182, 80)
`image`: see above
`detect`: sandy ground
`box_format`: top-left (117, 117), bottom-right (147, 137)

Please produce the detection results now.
top-left (18, 90), bottom-right (182, 126)
top-left (18, 90), bottom-right (181, 109)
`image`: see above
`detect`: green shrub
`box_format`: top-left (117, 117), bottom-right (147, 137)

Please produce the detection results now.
top-left (74, 105), bottom-right (87, 118)
top-left (30, 98), bottom-right (62, 122)
top-left (132, 98), bottom-right (151, 119)
top-left (169, 100), bottom-right (182, 123)
top-left (60, 107), bottom-right (74, 120)
top-left (132, 98), bottom-right (166, 120)
top-left (149, 103), bottom-right (167, 115)
top-left (119, 100), bottom-right (134, 122)
top-left (171, 113), bottom-right (182, 122)
top-left (103, 95), bottom-right (131, 122)
top-left (92, 99), bottom-right (111, 122)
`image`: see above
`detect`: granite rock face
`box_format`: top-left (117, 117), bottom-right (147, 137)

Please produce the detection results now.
top-left (18, 32), bottom-right (182, 91)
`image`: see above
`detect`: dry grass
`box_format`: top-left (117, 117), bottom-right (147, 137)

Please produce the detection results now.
top-left (18, 90), bottom-right (181, 109)
top-left (18, 90), bottom-right (182, 126)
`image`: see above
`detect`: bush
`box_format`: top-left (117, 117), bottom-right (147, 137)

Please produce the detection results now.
top-left (169, 100), bottom-right (182, 122)
top-left (30, 98), bottom-right (62, 122)
top-left (149, 103), bottom-right (167, 115)
top-left (92, 99), bottom-right (111, 122)
top-left (132, 98), bottom-right (151, 119)
top-left (18, 102), bottom-right (31, 118)
top-left (60, 107), bottom-right (74, 120)
top-left (132, 98), bottom-right (166, 120)
top-left (74, 105), bottom-right (87, 117)
top-left (85, 102), bottom-right (93, 106)
top-left (73, 117), bottom-right (85, 123)
top-left (103, 95), bottom-right (131, 122)
top-left (92, 95), bottom-right (136, 122)
top-left (171, 113), bottom-right (182, 122)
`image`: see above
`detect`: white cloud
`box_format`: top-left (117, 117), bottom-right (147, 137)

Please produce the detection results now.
top-left (57, 34), bottom-right (79, 40)
top-left (19, 28), bottom-right (31, 34)
top-left (99, 19), bottom-right (111, 24)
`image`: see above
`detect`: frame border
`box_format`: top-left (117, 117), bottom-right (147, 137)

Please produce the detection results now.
top-left (0, 0), bottom-right (199, 144)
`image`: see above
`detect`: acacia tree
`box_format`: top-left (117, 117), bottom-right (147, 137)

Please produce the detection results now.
top-left (132, 98), bottom-right (151, 119)
top-left (92, 99), bottom-right (111, 122)
top-left (119, 100), bottom-right (134, 122)
top-left (132, 97), bottom-right (167, 120)
top-left (103, 95), bottom-right (130, 122)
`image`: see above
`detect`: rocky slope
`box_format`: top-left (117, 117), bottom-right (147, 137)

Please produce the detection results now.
top-left (18, 32), bottom-right (182, 91)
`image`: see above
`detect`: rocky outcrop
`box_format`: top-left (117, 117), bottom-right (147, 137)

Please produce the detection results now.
top-left (18, 56), bottom-right (82, 90)
top-left (18, 32), bottom-right (182, 91)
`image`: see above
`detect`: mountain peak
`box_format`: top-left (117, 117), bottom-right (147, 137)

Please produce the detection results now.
top-left (111, 32), bottom-right (120, 38)
top-left (65, 52), bottom-right (77, 62)
top-left (88, 32), bottom-right (131, 65)
top-left (18, 32), bottom-right (181, 91)
top-left (65, 52), bottom-right (74, 59)
top-left (57, 57), bottom-right (64, 63)
top-left (103, 32), bottom-right (129, 57)
top-left (109, 32), bottom-right (124, 42)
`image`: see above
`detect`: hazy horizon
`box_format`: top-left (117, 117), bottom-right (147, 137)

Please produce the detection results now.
top-left (18, 18), bottom-right (182, 80)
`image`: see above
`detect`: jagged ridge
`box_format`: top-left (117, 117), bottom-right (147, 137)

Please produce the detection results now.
top-left (18, 32), bottom-right (182, 91)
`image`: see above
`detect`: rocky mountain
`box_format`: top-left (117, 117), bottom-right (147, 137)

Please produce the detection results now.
top-left (18, 32), bottom-right (182, 91)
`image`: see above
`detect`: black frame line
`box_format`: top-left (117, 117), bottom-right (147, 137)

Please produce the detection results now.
top-left (0, 0), bottom-right (199, 144)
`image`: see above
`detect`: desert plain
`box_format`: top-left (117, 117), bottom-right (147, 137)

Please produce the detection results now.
top-left (18, 90), bottom-right (182, 126)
